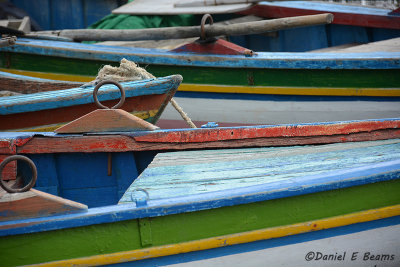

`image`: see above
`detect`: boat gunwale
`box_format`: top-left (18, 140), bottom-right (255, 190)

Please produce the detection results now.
top-left (0, 75), bottom-right (182, 115)
top-left (0, 117), bottom-right (398, 154)
top-left (257, 1), bottom-right (397, 15)
top-left (2, 38), bottom-right (400, 70)
top-left (0, 156), bottom-right (399, 237)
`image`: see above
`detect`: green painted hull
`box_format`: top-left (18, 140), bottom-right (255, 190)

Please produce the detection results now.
top-left (1, 52), bottom-right (400, 88)
top-left (0, 179), bottom-right (399, 266)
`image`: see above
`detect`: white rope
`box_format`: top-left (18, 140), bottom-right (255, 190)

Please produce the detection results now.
top-left (83, 58), bottom-right (197, 128)
top-left (170, 98), bottom-right (197, 128)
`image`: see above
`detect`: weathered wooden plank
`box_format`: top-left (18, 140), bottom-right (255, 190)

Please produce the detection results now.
top-left (14, 128), bottom-right (400, 154)
top-left (0, 95), bottom-right (163, 131)
top-left (120, 139), bottom-right (400, 201)
top-left (134, 120), bottom-right (400, 143)
top-left (0, 76), bottom-right (180, 114)
top-left (0, 155), bottom-right (16, 181)
top-left (55, 109), bottom-right (159, 133)
top-left (0, 139), bottom-right (15, 154)
top-left (149, 139), bottom-right (400, 166)
top-left (174, 0), bottom-right (259, 8)
top-left (3, 38), bottom-right (400, 71)
top-left (0, 70), bottom-right (83, 94)
top-left (0, 188), bottom-right (87, 221)
top-left (242, 1), bottom-right (400, 30)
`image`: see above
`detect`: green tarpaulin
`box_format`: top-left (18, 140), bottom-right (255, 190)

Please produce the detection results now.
top-left (88, 0), bottom-right (196, 30)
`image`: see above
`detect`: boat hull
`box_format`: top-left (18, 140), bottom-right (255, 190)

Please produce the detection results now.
top-left (0, 74), bottom-right (182, 131)
top-left (1, 39), bottom-right (399, 127)
top-left (0, 121), bottom-right (400, 266)
top-left (157, 220), bottom-right (400, 267)
top-left (43, 214), bottom-right (399, 267)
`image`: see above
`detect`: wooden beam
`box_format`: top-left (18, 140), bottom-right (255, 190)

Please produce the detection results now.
top-left (28, 14), bottom-right (333, 41)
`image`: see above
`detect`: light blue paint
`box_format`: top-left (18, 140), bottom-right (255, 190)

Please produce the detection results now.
top-left (259, 1), bottom-right (395, 16)
top-left (120, 139), bottom-right (400, 201)
top-left (1, 39), bottom-right (400, 70)
top-left (0, 75), bottom-right (181, 115)
top-left (0, 148), bottom-right (399, 237)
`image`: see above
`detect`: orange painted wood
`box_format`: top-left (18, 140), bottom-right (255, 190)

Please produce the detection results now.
top-left (171, 38), bottom-right (253, 55)
top-left (0, 188), bottom-right (87, 221)
top-left (15, 128), bottom-right (400, 154)
top-left (0, 94), bottom-right (167, 131)
top-left (0, 155), bottom-right (16, 181)
top-left (0, 140), bottom-right (15, 154)
top-left (135, 120), bottom-right (400, 143)
top-left (242, 3), bottom-right (400, 29)
top-left (55, 109), bottom-right (159, 133)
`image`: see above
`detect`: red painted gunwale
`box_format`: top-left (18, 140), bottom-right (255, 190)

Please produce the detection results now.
top-left (11, 119), bottom-right (400, 154)
top-left (1, 119), bottom-right (399, 180)
top-left (241, 4), bottom-right (400, 29)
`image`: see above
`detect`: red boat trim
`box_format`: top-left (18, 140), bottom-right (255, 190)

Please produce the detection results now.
top-left (241, 4), bottom-right (400, 29)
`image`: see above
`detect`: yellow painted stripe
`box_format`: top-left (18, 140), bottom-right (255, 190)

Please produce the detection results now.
top-left (179, 83), bottom-right (400, 97)
top-left (1, 69), bottom-right (399, 97)
top-left (8, 110), bottom-right (158, 132)
top-left (0, 68), bottom-right (94, 82)
top-left (31, 204), bottom-right (400, 267)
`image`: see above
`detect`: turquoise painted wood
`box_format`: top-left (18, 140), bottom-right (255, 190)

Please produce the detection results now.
top-left (1, 137), bottom-right (399, 237)
top-left (120, 139), bottom-right (400, 202)
top-left (1, 38), bottom-right (399, 70)
top-left (1, 118), bottom-right (400, 266)
top-left (0, 75), bottom-right (181, 115)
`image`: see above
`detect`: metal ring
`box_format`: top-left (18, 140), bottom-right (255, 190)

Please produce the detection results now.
top-left (200, 14), bottom-right (214, 40)
top-left (93, 80), bottom-right (126, 109)
top-left (0, 155), bottom-right (37, 193)
top-left (130, 188), bottom-right (150, 207)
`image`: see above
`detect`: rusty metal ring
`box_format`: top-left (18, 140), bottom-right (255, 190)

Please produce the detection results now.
top-left (200, 14), bottom-right (214, 40)
top-left (0, 155), bottom-right (37, 193)
top-left (93, 80), bottom-right (126, 109)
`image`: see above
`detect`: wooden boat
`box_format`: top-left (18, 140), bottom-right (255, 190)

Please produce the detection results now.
top-left (236, 0), bottom-right (400, 52)
top-left (244, 1), bottom-right (400, 30)
top-left (0, 115), bottom-right (400, 266)
top-left (1, 12), bottom-right (399, 128)
top-left (111, 0), bottom-right (400, 52)
top-left (0, 70), bottom-right (84, 94)
top-left (0, 73), bottom-right (182, 131)
top-left (1, 36), bottom-right (399, 128)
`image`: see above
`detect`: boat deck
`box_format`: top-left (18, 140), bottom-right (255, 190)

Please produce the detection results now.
top-left (310, 37), bottom-right (400, 53)
top-left (120, 138), bottom-right (400, 202)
